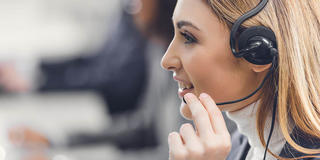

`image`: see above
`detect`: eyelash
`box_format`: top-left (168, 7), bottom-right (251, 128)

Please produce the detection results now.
top-left (179, 31), bottom-right (197, 44)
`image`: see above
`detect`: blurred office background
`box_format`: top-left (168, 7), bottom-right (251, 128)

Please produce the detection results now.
top-left (0, 0), bottom-right (236, 160)
top-left (0, 0), bottom-right (185, 160)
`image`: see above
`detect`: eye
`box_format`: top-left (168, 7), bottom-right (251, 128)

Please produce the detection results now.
top-left (180, 31), bottom-right (197, 44)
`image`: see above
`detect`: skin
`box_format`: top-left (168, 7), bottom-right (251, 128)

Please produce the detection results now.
top-left (161, 0), bottom-right (270, 159)
top-left (0, 63), bottom-right (29, 92)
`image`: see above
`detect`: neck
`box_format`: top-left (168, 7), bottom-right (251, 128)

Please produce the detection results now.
top-left (226, 100), bottom-right (287, 159)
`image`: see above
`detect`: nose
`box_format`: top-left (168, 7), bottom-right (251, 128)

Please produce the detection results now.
top-left (161, 41), bottom-right (181, 72)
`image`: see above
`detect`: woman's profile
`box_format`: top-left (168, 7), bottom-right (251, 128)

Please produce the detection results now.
top-left (161, 0), bottom-right (320, 159)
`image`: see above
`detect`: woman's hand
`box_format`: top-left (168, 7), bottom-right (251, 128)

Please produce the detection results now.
top-left (168, 93), bottom-right (231, 160)
top-left (8, 127), bottom-right (50, 148)
top-left (0, 63), bottom-right (29, 92)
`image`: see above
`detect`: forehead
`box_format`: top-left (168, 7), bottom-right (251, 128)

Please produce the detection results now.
top-left (172, 0), bottom-right (220, 30)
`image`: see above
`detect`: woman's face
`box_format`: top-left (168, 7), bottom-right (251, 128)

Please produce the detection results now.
top-left (161, 0), bottom-right (267, 119)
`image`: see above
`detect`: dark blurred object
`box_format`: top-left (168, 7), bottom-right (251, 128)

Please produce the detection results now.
top-left (39, 12), bottom-right (148, 114)
top-left (68, 121), bottom-right (158, 150)
top-left (37, 0), bottom-right (177, 151)
top-left (122, 0), bottom-right (176, 44)
top-left (38, 0), bottom-right (177, 114)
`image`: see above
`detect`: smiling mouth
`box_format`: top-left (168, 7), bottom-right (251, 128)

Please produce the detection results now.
top-left (179, 81), bottom-right (194, 90)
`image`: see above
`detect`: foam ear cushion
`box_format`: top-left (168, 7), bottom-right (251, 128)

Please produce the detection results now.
top-left (237, 26), bottom-right (277, 65)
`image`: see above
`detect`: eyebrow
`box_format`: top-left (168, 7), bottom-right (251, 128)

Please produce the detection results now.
top-left (176, 20), bottom-right (200, 31)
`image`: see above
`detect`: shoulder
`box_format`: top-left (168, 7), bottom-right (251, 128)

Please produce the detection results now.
top-left (227, 128), bottom-right (320, 160)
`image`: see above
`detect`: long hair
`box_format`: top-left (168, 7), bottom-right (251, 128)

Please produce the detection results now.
top-left (206, 0), bottom-right (320, 159)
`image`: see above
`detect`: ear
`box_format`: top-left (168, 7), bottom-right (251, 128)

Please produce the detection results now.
top-left (249, 63), bottom-right (272, 73)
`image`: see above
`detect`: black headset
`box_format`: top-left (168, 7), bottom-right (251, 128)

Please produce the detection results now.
top-left (182, 0), bottom-right (278, 105)
top-left (230, 0), bottom-right (278, 65)
top-left (214, 0), bottom-right (278, 106)
top-left (229, 0), bottom-right (278, 159)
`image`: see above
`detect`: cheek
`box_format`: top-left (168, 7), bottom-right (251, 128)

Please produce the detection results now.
top-left (189, 63), bottom-right (214, 96)
top-left (184, 49), bottom-right (224, 93)
top-left (185, 47), bottom-right (243, 102)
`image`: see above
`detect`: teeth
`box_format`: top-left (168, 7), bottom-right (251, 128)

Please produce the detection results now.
top-left (186, 84), bottom-right (193, 89)
top-left (178, 82), bottom-right (193, 90)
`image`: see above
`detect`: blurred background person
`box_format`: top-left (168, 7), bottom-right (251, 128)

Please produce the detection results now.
top-left (0, 0), bottom-right (184, 159)
top-left (31, 0), bottom-right (179, 152)
top-left (0, 0), bottom-right (237, 159)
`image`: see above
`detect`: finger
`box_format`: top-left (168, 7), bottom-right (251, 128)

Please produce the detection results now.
top-left (168, 132), bottom-right (188, 160)
top-left (184, 93), bottom-right (215, 139)
top-left (179, 123), bottom-right (204, 159)
top-left (199, 93), bottom-right (229, 135)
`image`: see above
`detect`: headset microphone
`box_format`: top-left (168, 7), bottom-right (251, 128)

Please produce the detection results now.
top-left (182, 68), bottom-right (272, 105)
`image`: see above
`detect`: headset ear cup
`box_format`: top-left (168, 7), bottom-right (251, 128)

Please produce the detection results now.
top-left (238, 26), bottom-right (277, 65)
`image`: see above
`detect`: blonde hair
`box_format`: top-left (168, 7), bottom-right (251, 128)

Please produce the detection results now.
top-left (206, 0), bottom-right (320, 159)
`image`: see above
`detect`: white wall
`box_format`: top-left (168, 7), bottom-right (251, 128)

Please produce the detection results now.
top-left (0, 0), bottom-right (121, 60)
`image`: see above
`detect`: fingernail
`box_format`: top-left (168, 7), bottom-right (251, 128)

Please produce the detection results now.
top-left (168, 132), bottom-right (177, 141)
top-left (184, 93), bottom-right (195, 103)
top-left (168, 133), bottom-right (173, 140)
top-left (200, 93), bottom-right (209, 99)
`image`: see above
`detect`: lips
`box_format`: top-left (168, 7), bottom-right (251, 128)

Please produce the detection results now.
top-left (178, 87), bottom-right (194, 99)
top-left (174, 76), bottom-right (194, 99)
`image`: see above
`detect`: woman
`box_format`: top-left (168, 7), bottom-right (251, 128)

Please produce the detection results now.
top-left (161, 0), bottom-right (320, 159)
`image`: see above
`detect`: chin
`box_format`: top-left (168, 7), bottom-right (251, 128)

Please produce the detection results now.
top-left (179, 97), bottom-right (231, 120)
